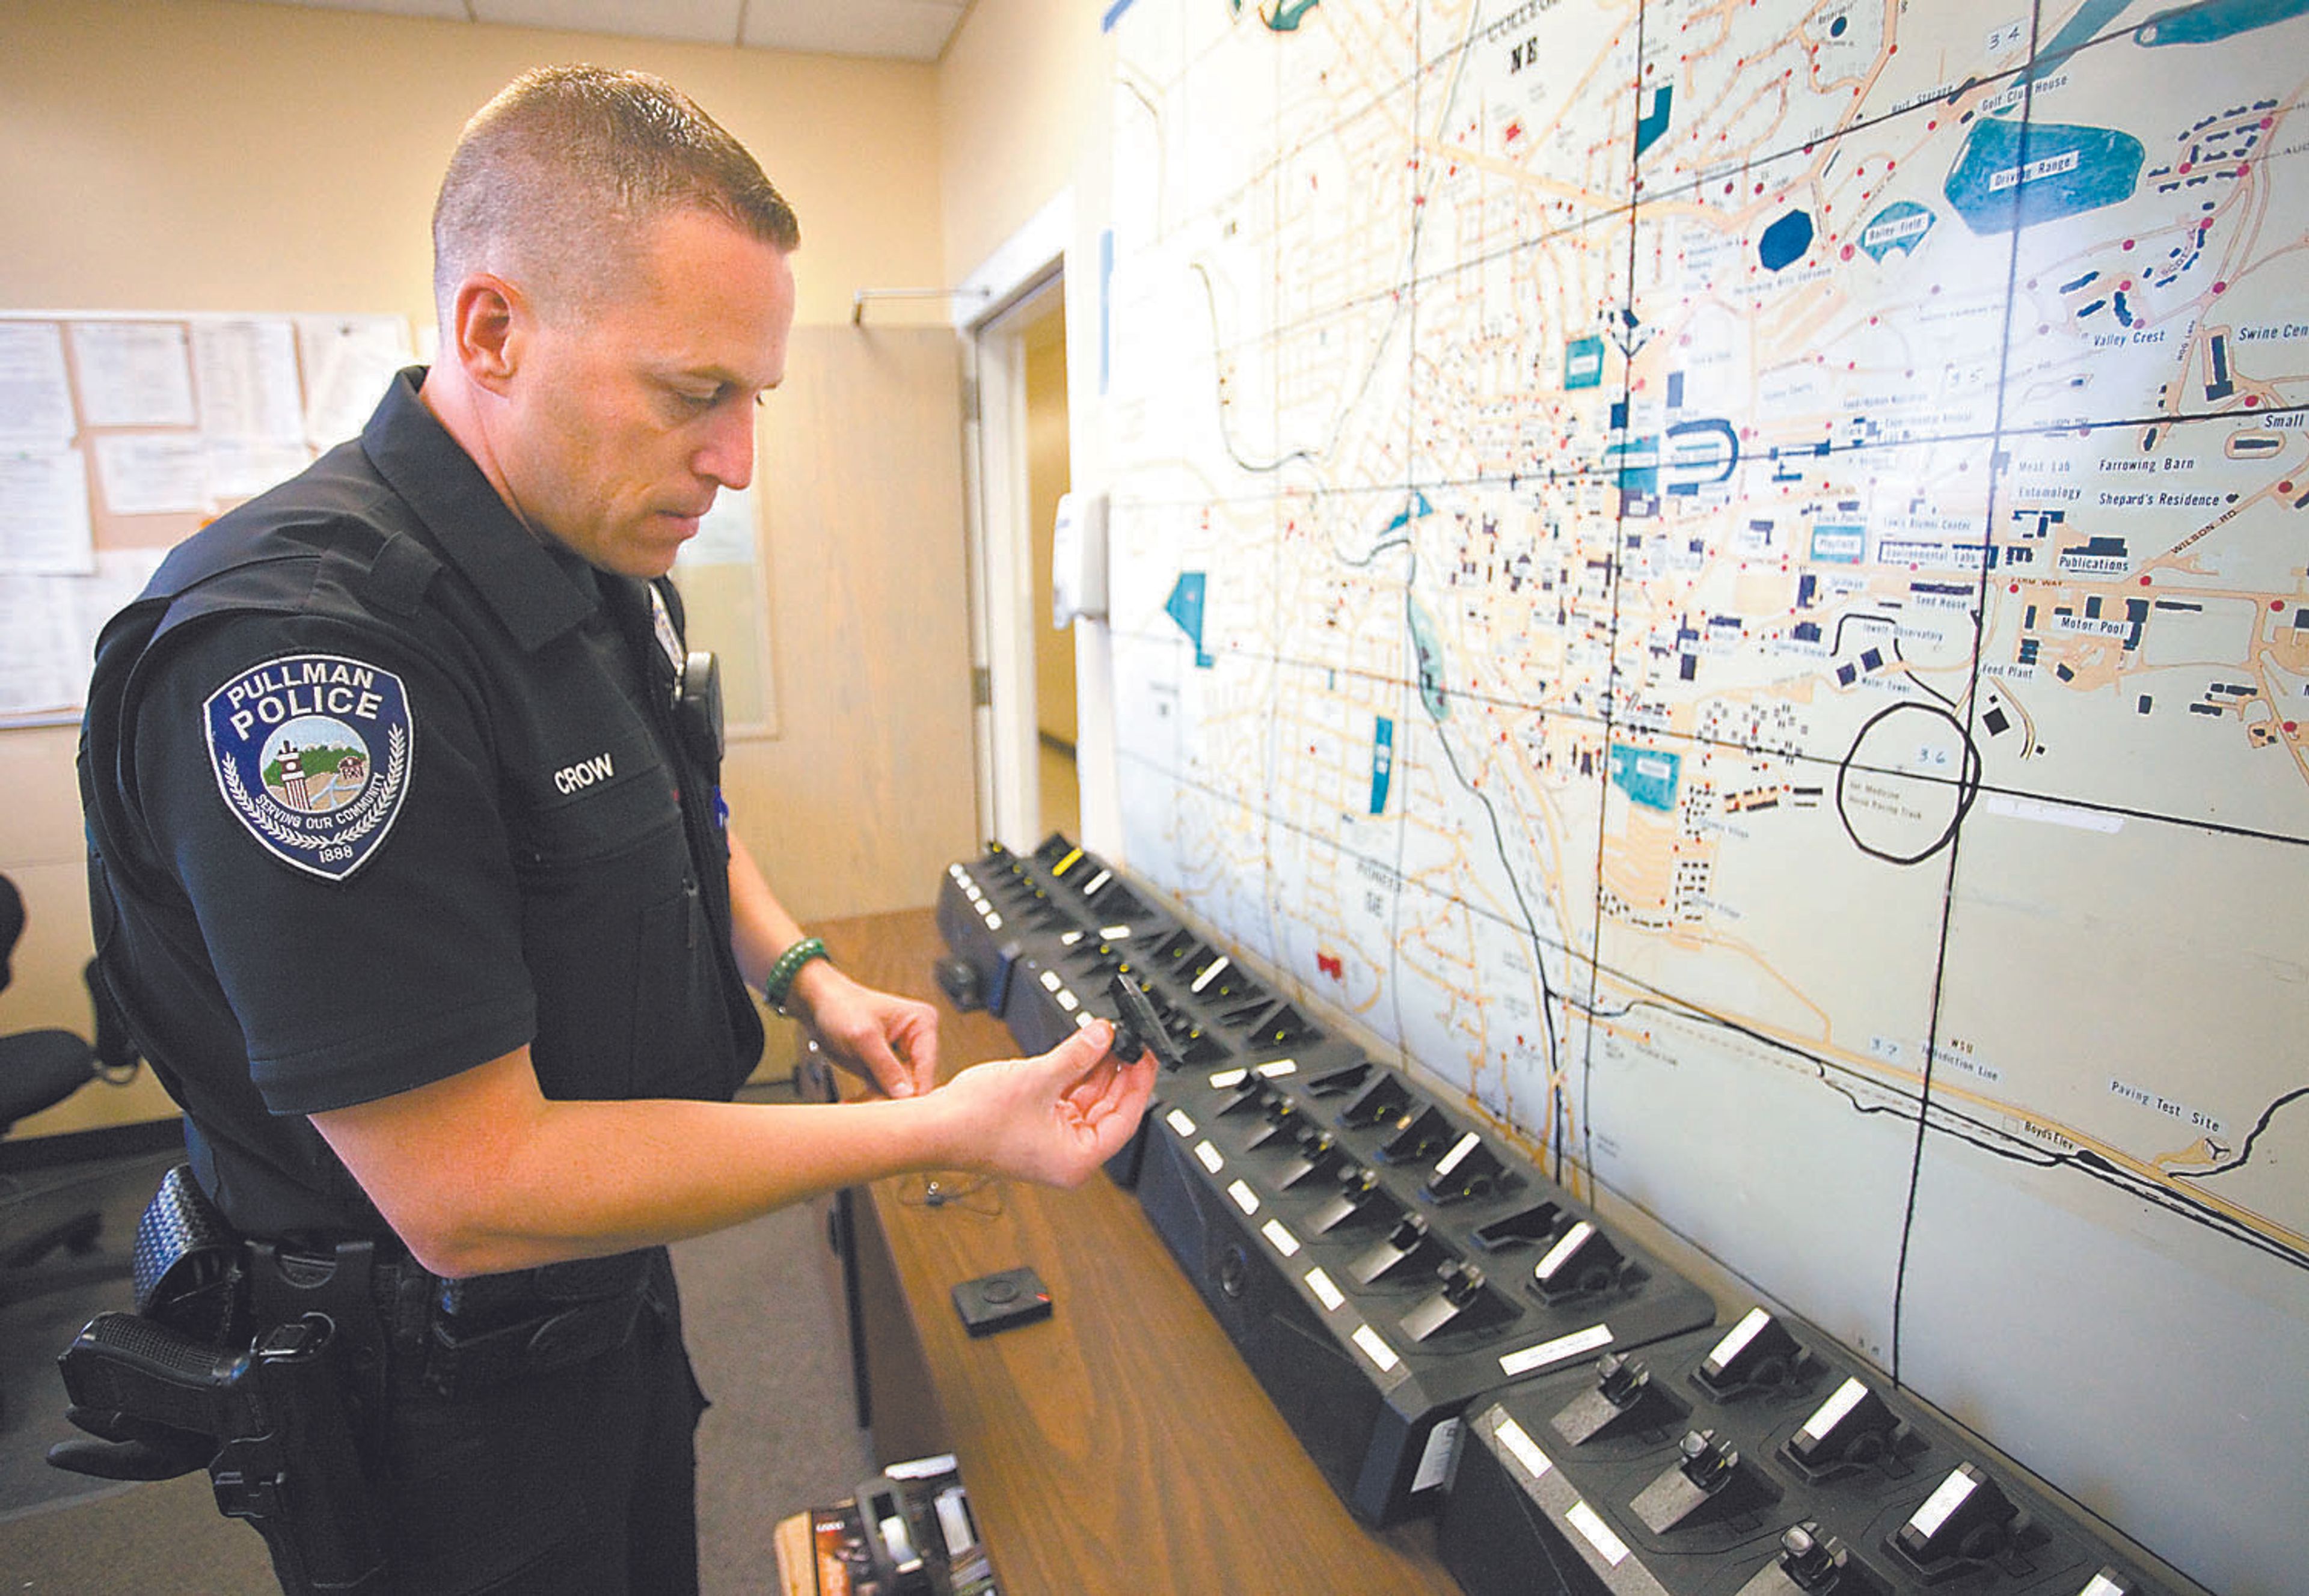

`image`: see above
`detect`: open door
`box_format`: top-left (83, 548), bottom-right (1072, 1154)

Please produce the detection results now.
top-left (963, 268), bottom-right (1071, 853)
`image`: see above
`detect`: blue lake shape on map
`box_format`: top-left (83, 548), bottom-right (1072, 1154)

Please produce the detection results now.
top-left (1370, 716), bottom-right (1394, 815)
top-left (1858, 201), bottom-right (1935, 261)
top-left (1407, 595), bottom-right (1450, 722)
top-left (1636, 85), bottom-right (1672, 158)
top-left (1238, 0), bottom-right (1322, 30)
top-left (1167, 572), bottom-right (1213, 667)
top-left (2031, 0), bottom-right (2134, 75)
top-left (2135, 0), bottom-right (2309, 46)
top-left (1944, 115), bottom-right (2144, 234)
top-left (1609, 742), bottom-right (1681, 812)
top-left (1383, 491), bottom-right (1434, 539)
top-left (1759, 208), bottom-right (1815, 271)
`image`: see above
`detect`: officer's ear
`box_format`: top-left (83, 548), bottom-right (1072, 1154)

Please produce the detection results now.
top-left (449, 273), bottom-right (524, 394)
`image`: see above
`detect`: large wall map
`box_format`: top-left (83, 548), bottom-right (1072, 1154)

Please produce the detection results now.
top-left (1099, 3), bottom-right (2308, 1591)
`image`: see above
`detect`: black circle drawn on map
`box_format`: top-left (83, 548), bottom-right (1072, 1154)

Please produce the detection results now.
top-left (1834, 702), bottom-right (1982, 866)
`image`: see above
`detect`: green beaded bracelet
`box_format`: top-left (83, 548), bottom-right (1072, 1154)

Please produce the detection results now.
top-left (762, 935), bottom-right (831, 1014)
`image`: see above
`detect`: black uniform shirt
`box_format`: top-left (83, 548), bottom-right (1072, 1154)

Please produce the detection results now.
top-left (80, 370), bottom-right (764, 1238)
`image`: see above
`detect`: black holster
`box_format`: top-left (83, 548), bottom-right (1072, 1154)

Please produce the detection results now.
top-left (55, 1310), bottom-right (388, 1594)
top-left (52, 1163), bottom-right (659, 1594)
top-left (49, 1165), bottom-right (389, 1594)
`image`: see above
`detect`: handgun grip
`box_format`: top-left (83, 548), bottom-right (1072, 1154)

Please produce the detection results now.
top-left (56, 1311), bottom-right (248, 1440)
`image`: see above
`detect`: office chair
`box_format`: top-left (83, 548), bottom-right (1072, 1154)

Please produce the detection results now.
top-left (0, 873), bottom-right (144, 1277)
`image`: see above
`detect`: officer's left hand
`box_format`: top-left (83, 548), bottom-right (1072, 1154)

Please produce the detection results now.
top-left (786, 962), bottom-right (940, 1098)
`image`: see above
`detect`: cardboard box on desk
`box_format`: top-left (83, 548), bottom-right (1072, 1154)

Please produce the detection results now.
top-left (806, 1455), bottom-right (997, 1596)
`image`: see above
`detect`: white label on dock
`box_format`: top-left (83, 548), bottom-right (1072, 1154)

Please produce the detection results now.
top-left (1494, 1416), bottom-right (1552, 1480)
top-left (1351, 1324), bottom-right (1400, 1372)
top-left (1498, 1322), bottom-right (1612, 1377)
top-left (1908, 1468), bottom-right (1979, 1540)
top-left (1433, 1132), bottom-right (1481, 1178)
top-left (1708, 1306), bottom-right (1772, 1370)
top-left (1534, 1220), bottom-right (1594, 1282)
top-left (1800, 1377), bottom-right (1869, 1445)
top-left (1565, 1501), bottom-right (1630, 1567)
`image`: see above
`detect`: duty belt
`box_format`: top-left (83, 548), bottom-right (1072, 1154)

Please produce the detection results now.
top-left (394, 1248), bottom-right (658, 1399)
top-left (137, 1164), bottom-right (657, 1401)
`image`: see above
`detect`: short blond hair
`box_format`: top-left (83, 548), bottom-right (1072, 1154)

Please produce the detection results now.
top-left (432, 64), bottom-right (800, 325)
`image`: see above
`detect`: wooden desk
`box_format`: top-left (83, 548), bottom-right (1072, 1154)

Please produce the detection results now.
top-left (824, 908), bottom-right (1461, 1596)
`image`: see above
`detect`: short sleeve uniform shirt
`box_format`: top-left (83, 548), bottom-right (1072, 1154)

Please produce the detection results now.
top-left (80, 370), bottom-right (764, 1238)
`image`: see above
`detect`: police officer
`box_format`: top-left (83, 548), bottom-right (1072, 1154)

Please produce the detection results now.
top-left (76, 65), bottom-right (1154, 1595)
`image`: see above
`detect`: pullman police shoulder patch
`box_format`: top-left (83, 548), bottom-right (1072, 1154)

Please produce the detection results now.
top-left (204, 653), bottom-right (415, 882)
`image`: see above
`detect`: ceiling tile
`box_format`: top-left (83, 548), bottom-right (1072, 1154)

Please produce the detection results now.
top-left (740, 0), bottom-right (967, 61)
top-left (239, 0), bottom-right (970, 61)
top-left (248, 0), bottom-right (471, 20)
top-left (471, 0), bottom-right (745, 46)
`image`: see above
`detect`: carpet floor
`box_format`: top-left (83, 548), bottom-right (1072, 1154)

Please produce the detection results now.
top-left (0, 1115), bottom-right (875, 1594)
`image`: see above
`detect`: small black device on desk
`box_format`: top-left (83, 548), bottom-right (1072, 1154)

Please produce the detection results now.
top-left (952, 1267), bottom-right (1052, 1337)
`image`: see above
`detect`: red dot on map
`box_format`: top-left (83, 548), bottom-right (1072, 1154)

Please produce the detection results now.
top-left (2138, 574), bottom-right (2152, 586)
top-left (2122, 239), bottom-right (2135, 250)
top-left (2213, 281), bottom-right (2227, 293)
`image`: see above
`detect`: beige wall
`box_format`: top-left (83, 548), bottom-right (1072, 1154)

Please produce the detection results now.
top-left (0, 0), bottom-right (946, 329)
top-left (936, 0), bottom-right (1106, 286)
top-left (0, 1), bottom-right (972, 1136)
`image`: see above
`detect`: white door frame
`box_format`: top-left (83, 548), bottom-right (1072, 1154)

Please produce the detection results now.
top-left (958, 194), bottom-right (1075, 854)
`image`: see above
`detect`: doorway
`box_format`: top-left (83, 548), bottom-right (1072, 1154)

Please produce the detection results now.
top-left (965, 266), bottom-right (1077, 853)
top-left (1020, 298), bottom-right (1078, 842)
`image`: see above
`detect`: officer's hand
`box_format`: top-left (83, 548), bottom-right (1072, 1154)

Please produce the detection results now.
top-left (787, 962), bottom-right (940, 1098)
top-left (936, 1020), bottom-right (1157, 1189)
